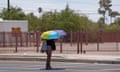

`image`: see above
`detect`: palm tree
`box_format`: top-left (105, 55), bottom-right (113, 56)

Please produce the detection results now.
top-left (98, 0), bottom-right (112, 24)
top-left (109, 11), bottom-right (120, 24)
top-left (98, 7), bottom-right (105, 24)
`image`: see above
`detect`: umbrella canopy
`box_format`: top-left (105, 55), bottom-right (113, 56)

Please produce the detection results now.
top-left (54, 30), bottom-right (67, 38)
top-left (41, 31), bottom-right (60, 40)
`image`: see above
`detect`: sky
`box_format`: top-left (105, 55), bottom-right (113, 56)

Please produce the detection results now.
top-left (0, 0), bottom-right (120, 23)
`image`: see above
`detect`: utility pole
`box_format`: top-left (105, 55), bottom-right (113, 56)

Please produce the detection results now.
top-left (7, 0), bottom-right (10, 12)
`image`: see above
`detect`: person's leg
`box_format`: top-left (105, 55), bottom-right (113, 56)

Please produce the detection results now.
top-left (46, 46), bottom-right (52, 69)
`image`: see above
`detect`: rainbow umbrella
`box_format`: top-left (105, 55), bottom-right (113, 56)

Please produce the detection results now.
top-left (54, 30), bottom-right (67, 38)
top-left (41, 31), bottom-right (60, 40)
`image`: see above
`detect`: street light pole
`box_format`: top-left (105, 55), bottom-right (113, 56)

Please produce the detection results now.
top-left (7, 0), bottom-right (10, 12)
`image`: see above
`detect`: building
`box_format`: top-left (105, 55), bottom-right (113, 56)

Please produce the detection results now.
top-left (0, 20), bottom-right (28, 32)
top-left (0, 20), bottom-right (29, 44)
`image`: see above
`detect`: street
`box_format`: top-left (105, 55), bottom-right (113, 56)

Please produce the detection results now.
top-left (0, 61), bottom-right (120, 72)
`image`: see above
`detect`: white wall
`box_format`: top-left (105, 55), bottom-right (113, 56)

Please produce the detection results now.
top-left (0, 20), bottom-right (28, 32)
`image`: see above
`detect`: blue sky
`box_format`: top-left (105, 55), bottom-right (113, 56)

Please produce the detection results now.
top-left (0, 0), bottom-right (120, 23)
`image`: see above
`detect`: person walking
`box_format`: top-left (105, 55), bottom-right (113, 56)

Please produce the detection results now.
top-left (40, 30), bottom-right (66, 70)
top-left (45, 39), bottom-right (56, 70)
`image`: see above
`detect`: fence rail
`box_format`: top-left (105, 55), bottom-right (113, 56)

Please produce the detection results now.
top-left (0, 31), bottom-right (120, 53)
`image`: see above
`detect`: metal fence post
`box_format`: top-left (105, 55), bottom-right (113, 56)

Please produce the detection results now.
top-left (15, 33), bottom-right (18, 52)
top-left (70, 31), bottom-right (73, 46)
top-left (3, 32), bottom-right (5, 47)
top-left (36, 31), bottom-right (40, 52)
top-left (26, 32), bottom-right (28, 47)
top-left (116, 31), bottom-right (119, 51)
top-left (97, 31), bottom-right (100, 51)
top-left (60, 39), bottom-right (63, 53)
top-left (77, 31), bottom-right (80, 54)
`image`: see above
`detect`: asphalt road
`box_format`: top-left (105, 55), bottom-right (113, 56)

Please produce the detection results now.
top-left (0, 61), bottom-right (120, 72)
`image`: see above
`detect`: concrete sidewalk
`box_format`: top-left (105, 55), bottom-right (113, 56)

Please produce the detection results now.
top-left (0, 52), bottom-right (120, 64)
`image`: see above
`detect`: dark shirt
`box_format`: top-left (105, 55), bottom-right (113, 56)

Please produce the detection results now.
top-left (46, 40), bottom-right (56, 50)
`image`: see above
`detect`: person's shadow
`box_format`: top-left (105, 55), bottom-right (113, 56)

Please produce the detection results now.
top-left (40, 68), bottom-right (65, 70)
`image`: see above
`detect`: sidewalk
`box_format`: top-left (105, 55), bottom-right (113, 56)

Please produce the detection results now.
top-left (0, 52), bottom-right (120, 64)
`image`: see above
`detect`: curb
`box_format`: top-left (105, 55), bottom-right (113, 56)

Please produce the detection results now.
top-left (0, 57), bottom-right (120, 64)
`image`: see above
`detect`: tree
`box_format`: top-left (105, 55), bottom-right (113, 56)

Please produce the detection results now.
top-left (115, 17), bottom-right (120, 26)
top-left (58, 4), bottom-right (80, 31)
top-left (40, 4), bottom-right (96, 31)
top-left (40, 4), bottom-right (79, 31)
top-left (97, 17), bottom-right (106, 30)
top-left (26, 13), bottom-right (41, 31)
top-left (109, 11), bottom-right (120, 23)
top-left (0, 6), bottom-right (26, 20)
top-left (105, 24), bottom-right (120, 31)
top-left (98, 0), bottom-right (112, 24)
top-left (0, 5), bottom-right (96, 32)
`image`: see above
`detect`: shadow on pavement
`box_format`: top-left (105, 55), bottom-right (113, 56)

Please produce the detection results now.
top-left (40, 68), bottom-right (65, 70)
